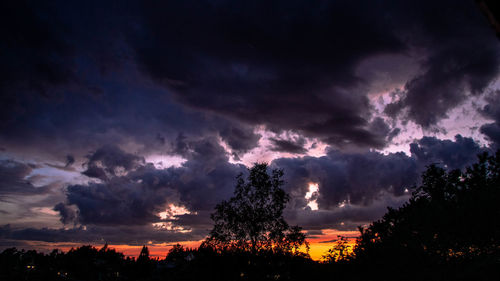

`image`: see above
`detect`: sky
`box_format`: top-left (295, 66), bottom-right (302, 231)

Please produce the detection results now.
top-left (1, 0), bottom-right (500, 260)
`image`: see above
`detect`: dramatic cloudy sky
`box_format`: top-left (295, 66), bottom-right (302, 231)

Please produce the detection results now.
top-left (1, 0), bottom-right (499, 259)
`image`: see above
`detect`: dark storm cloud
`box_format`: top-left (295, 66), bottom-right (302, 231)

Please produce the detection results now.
top-left (289, 193), bottom-right (410, 231)
top-left (0, 0), bottom-right (130, 132)
top-left (479, 90), bottom-right (500, 148)
top-left (65, 135), bottom-right (485, 229)
top-left (480, 123), bottom-right (500, 148)
top-left (387, 128), bottom-right (401, 142)
top-left (273, 150), bottom-right (418, 210)
top-left (0, 0), bottom-right (260, 163)
top-left (0, 224), bottom-right (207, 245)
top-left (53, 203), bottom-right (77, 225)
top-left (219, 125), bottom-right (261, 157)
top-left (409, 134), bottom-right (487, 169)
top-left (65, 155), bottom-right (75, 168)
top-left (128, 0), bottom-right (409, 149)
top-left (130, 0), bottom-right (499, 145)
top-left (169, 135), bottom-right (232, 169)
top-left (0, 160), bottom-right (50, 197)
top-left (57, 139), bottom-right (245, 227)
top-left (383, 1), bottom-right (500, 127)
top-left (269, 137), bottom-right (307, 154)
top-left (273, 134), bottom-right (487, 229)
top-left (1, 0), bottom-right (498, 163)
top-left (172, 125), bottom-right (262, 161)
top-left (480, 90), bottom-right (500, 121)
top-left (3, 135), bottom-right (488, 244)
top-left (82, 145), bottom-right (144, 180)
top-left (0, 1), bottom-right (76, 100)
top-left (64, 178), bottom-right (174, 225)
top-left (136, 136), bottom-right (246, 212)
top-left (171, 212), bottom-right (213, 231)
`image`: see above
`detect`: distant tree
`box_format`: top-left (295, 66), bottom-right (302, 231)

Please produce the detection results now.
top-left (322, 236), bottom-right (352, 263)
top-left (354, 151), bottom-right (500, 269)
top-left (166, 244), bottom-right (187, 264)
top-left (135, 245), bottom-right (153, 280)
top-left (206, 163), bottom-right (308, 254)
top-left (284, 225), bottom-right (310, 254)
top-left (137, 245), bottom-right (150, 263)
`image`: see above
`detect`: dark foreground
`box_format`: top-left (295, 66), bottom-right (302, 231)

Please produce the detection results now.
top-left (0, 244), bottom-right (499, 281)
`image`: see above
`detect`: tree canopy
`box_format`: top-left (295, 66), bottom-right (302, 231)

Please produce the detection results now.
top-left (354, 151), bottom-right (500, 270)
top-left (205, 163), bottom-right (308, 254)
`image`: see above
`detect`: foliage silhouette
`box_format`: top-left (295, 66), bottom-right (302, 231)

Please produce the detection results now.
top-left (137, 245), bottom-right (150, 262)
top-left (165, 243), bottom-right (186, 264)
top-left (352, 151), bottom-right (500, 280)
top-left (322, 235), bottom-right (352, 263)
top-left (205, 163), bottom-right (309, 254)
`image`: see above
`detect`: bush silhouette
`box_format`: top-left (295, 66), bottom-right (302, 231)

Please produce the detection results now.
top-left (322, 236), bottom-right (352, 263)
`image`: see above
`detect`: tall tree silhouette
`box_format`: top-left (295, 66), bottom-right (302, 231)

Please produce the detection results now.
top-left (353, 151), bottom-right (500, 279)
top-left (136, 245), bottom-right (153, 281)
top-left (137, 245), bottom-right (150, 263)
top-left (206, 163), bottom-right (308, 254)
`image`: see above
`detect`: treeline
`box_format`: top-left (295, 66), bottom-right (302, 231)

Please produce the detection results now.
top-left (0, 244), bottom-right (321, 281)
top-left (1, 151), bottom-right (500, 280)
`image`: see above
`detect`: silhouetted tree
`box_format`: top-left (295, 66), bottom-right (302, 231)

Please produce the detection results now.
top-left (166, 244), bottom-right (184, 257)
top-left (137, 245), bottom-right (150, 263)
top-left (135, 245), bottom-right (153, 280)
top-left (353, 151), bottom-right (500, 280)
top-left (206, 163), bottom-right (308, 254)
top-left (323, 236), bottom-right (352, 263)
top-left (165, 244), bottom-right (189, 265)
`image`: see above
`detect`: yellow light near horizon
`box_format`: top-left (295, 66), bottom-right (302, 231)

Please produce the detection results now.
top-left (307, 229), bottom-right (359, 260)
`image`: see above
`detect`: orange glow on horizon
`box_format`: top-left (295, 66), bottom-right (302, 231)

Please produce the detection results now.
top-left (8, 229), bottom-right (359, 261)
top-left (109, 241), bottom-right (202, 259)
top-left (307, 229), bottom-right (358, 260)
